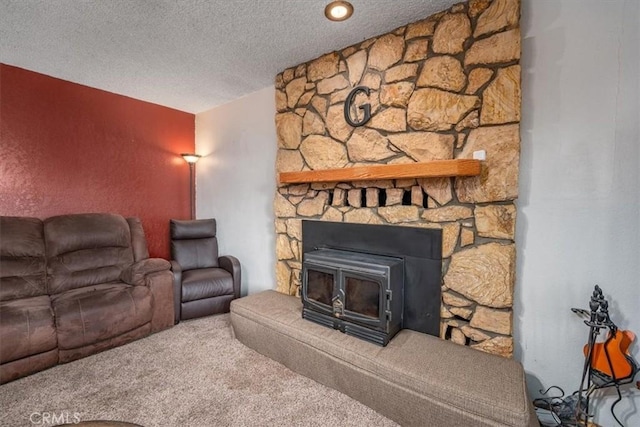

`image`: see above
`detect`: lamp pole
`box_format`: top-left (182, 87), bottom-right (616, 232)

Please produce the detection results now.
top-left (181, 153), bottom-right (201, 220)
top-left (188, 162), bottom-right (196, 220)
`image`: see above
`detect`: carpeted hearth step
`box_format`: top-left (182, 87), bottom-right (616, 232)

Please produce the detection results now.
top-left (230, 290), bottom-right (538, 427)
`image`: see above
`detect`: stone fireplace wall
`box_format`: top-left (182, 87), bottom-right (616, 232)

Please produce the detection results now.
top-left (273, 0), bottom-right (521, 358)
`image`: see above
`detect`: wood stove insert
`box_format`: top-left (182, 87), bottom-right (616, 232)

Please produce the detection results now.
top-left (301, 220), bottom-right (442, 346)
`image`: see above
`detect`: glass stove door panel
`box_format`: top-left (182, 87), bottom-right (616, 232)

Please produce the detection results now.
top-left (343, 276), bottom-right (381, 319)
top-left (306, 269), bottom-right (335, 306)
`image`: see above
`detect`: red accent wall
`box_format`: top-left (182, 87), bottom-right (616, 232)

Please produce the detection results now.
top-left (0, 64), bottom-right (194, 259)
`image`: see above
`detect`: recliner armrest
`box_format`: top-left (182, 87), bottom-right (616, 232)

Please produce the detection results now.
top-left (121, 258), bottom-right (171, 286)
top-left (219, 255), bottom-right (241, 299)
top-left (170, 260), bottom-right (183, 324)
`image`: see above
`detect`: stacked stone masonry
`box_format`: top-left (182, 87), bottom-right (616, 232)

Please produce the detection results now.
top-left (274, 0), bottom-right (521, 358)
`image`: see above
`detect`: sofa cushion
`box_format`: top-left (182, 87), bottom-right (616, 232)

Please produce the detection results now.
top-left (170, 219), bottom-right (219, 270)
top-left (171, 238), bottom-right (219, 270)
top-left (170, 218), bottom-right (217, 240)
top-left (181, 268), bottom-right (233, 302)
top-left (0, 217), bottom-right (47, 301)
top-left (0, 296), bottom-right (57, 364)
top-left (51, 283), bottom-right (152, 350)
top-left (44, 214), bottom-right (135, 294)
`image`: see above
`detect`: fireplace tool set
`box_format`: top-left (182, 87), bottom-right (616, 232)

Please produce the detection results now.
top-left (534, 285), bottom-right (639, 426)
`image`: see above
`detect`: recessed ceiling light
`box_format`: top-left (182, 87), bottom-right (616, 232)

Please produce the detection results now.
top-left (325, 1), bottom-right (354, 22)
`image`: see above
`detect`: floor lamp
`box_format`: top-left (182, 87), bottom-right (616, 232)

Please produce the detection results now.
top-left (181, 153), bottom-right (201, 220)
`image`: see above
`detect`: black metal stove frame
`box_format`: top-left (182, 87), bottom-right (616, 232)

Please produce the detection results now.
top-left (301, 220), bottom-right (442, 342)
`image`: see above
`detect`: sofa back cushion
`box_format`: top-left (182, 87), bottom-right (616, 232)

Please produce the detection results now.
top-left (170, 219), bottom-right (219, 271)
top-left (45, 213), bottom-right (134, 294)
top-left (0, 217), bottom-right (47, 301)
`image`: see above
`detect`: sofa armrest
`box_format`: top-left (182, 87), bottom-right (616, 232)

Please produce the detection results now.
top-left (121, 258), bottom-right (171, 286)
top-left (170, 260), bottom-right (182, 324)
top-left (219, 255), bottom-right (241, 299)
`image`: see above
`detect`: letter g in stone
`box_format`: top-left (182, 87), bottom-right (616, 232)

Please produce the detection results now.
top-left (344, 86), bottom-right (372, 127)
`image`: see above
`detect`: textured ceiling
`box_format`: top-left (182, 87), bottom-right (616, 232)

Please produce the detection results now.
top-left (0, 0), bottom-right (459, 113)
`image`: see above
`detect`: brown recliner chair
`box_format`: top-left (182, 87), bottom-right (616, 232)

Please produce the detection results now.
top-left (170, 219), bottom-right (241, 323)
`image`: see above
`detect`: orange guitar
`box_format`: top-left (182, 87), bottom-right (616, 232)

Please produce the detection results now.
top-left (584, 329), bottom-right (636, 380)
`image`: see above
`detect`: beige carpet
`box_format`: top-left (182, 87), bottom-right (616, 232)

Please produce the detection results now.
top-left (0, 314), bottom-right (397, 427)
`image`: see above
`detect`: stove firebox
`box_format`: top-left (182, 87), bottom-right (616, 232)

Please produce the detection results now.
top-left (302, 249), bottom-right (404, 346)
top-left (301, 221), bottom-right (442, 346)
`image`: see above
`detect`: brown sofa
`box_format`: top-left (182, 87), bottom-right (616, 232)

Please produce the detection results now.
top-left (0, 213), bottom-right (174, 384)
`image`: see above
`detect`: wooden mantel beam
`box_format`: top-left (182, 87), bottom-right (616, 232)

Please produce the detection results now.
top-left (278, 159), bottom-right (481, 184)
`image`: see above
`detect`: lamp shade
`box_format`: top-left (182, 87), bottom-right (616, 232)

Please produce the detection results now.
top-left (181, 153), bottom-right (201, 164)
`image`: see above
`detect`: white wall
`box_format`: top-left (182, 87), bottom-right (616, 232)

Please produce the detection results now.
top-left (516, 0), bottom-right (639, 425)
top-left (195, 1), bottom-right (640, 424)
top-left (195, 86), bottom-right (277, 295)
